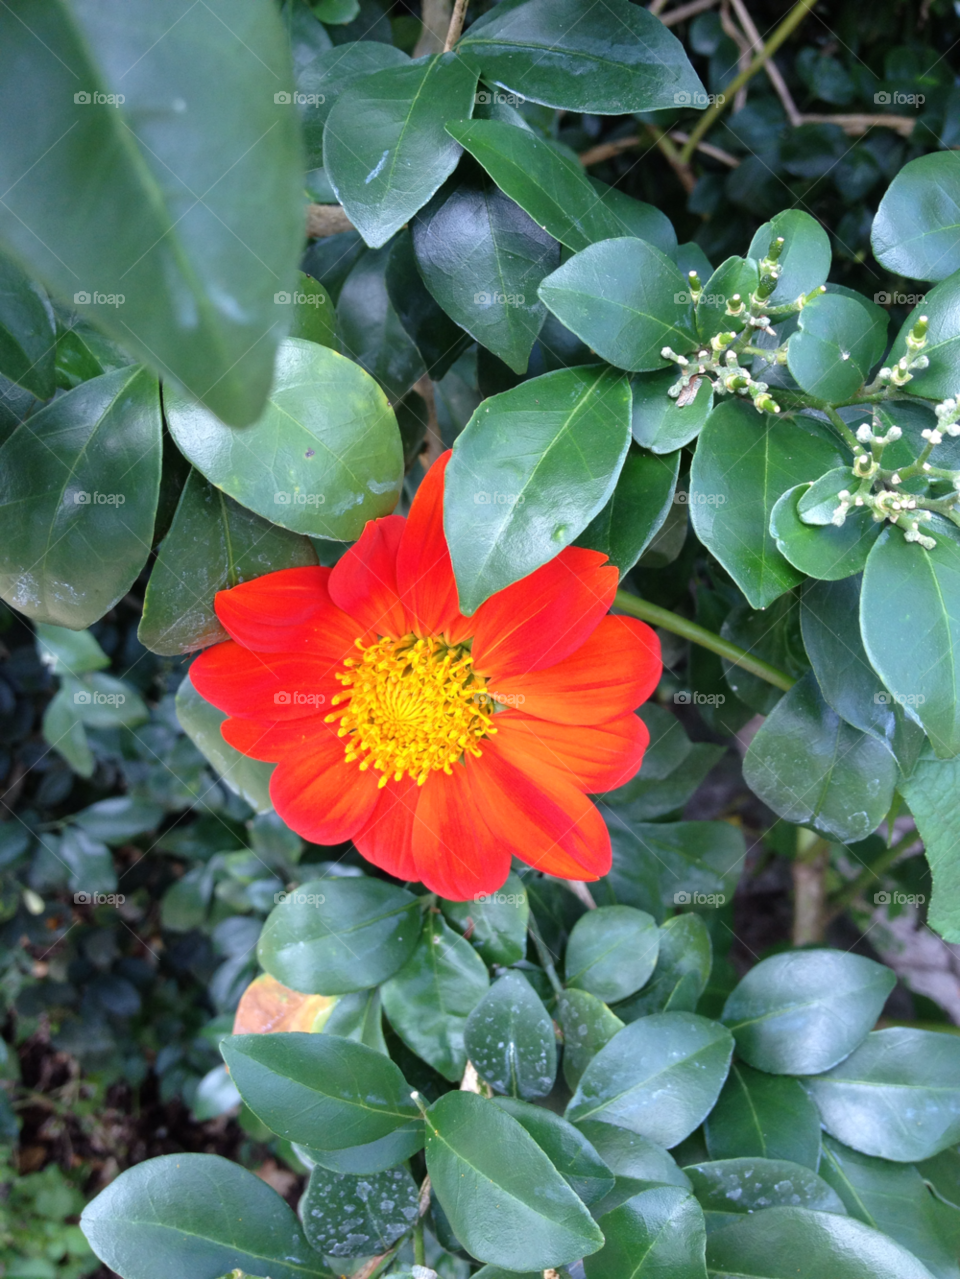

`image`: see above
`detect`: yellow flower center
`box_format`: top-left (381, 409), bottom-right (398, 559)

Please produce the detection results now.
top-left (325, 633), bottom-right (496, 787)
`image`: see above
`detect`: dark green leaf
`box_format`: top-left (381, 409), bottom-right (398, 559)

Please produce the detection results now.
top-left (0, 252), bottom-right (55, 398)
top-left (770, 482), bottom-right (880, 580)
top-left (787, 292), bottom-right (887, 401)
top-left (686, 1157), bottom-right (845, 1224)
top-left (718, 595), bottom-right (807, 717)
top-left (872, 153), bottom-right (960, 283)
top-left (493, 1097), bottom-right (615, 1206)
top-left (71, 797), bottom-right (164, 845)
top-left (747, 210), bottom-right (832, 307)
top-left (441, 870), bottom-right (529, 965)
top-left (337, 244), bottom-right (426, 401)
top-left (565, 905), bottom-right (659, 1004)
top-left (34, 624), bottom-right (109, 675)
top-left (300, 1165), bottom-right (419, 1258)
top-left (557, 989), bottom-right (625, 1092)
top-left (464, 972), bottom-right (557, 1099)
top-left (630, 370), bottom-right (714, 454)
top-left (322, 989), bottom-right (388, 1056)
top-left (696, 256), bottom-right (759, 342)
top-left (296, 1124), bottom-right (424, 1177)
top-left (613, 913), bottom-right (712, 1021)
top-left (293, 40), bottom-right (409, 168)
top-left (385, 231), bottom-right (471, 381)
top-left (590, 180), bottom-right (677, 257)
top-left (585, 1185), bottom-right (707, 1279)
top-left (887, 270), bottom-right (960, 400)
top-left (575, 1121), bottom-right (691, 1189)
top-left (286, 272), bottom-right (337, 350)
top-left (578, 445), bottom-right (680, 577)
top-left (900, 751), bottom-right (960, 943)
top-left (704, 1063), bottom-right (822, 1170)
top-left (175, 674), bottom-right (275, 814)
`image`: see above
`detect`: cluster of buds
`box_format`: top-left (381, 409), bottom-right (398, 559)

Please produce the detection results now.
top-left (855, 420), bottom-right (902, 448)
top-left (934, 395), bottom-right (960, 436)
top-left (875, 317), bottom-right (929, 387)
top-left (662, 334), bottom-right (781, 415)
top-left (833, 484), bottom-right (936, 547)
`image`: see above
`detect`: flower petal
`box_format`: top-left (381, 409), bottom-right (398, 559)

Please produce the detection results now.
top-left (489, 614), bottom-right (661, 724)
top-left (395, 452), bottom-right (471, 643)
top-left (214, 566), bottom-right (346, 653)
top-left (353, 774), bottom-right (420, 882)
top-left (328, 514), bottom-right (409, 639)
top-left (267, 720), bottom-right (380, 844)
top-left (221, 717), bottom-right (304, 762)
top-left (411, 766), bottom-right (510, 900)
top-left (190, 643), bottom-right (340, 721)
top-left (490, 711), bottom-right (650, 792)
top-left (471, 548), bottom-right (618, 678)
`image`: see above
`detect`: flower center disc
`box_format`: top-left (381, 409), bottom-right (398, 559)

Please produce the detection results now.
top-left (326, 633), bottom-right (496, 787)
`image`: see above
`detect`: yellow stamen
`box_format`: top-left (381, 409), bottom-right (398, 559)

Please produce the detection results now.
top-left (325, 633), bottom-right (496, 787)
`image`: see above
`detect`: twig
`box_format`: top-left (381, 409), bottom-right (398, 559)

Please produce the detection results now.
top-left (658, 0), bottom-right (721, 25)
top-left (564, 880), bottom-right (598, 909)
top-left (646, 126), bottom-right (697, 193)
top-left (444, 0), bottom-right (469, 51)
top-left (579, 135), bottom-right (642, 166)
top-left (305, 204), bottom-right (354, 238)
top-left (728, 0), bottom-right (802, 124)
top-left (829, 826), bottom-right (921, 913)
top-left (792, 829), bottom-right (830, 945)
top-left (800, 111), bottom-right (917, 137)
top-left (647, 0), bottom-right (670, 13)
top-left (413, 374), bottom-right (444, 467)
top-left (414, 0), bottom-right (452, 56)
top-left (719, 0), bottom-right (752, 113)
top-left (669, 130), bottom-right (741, 166)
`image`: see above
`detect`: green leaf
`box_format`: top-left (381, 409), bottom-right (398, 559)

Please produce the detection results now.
top-left (425, 1090), bottom-right (604, 1270)
top-left (337, 244), bottom-right (427, 401)
top-left (566, 1012), bottom-right (733, 1148)
top-left (257, 877), bottom-right (421, 995)
top-left (457, 0), bottom-right (705, 113)
top-left (297, 1124), bottom-right (424, 1177)
top-left (72, 798), bottom-right (164, 846)
top-left (165, 338), bottom-right (403, 542)
top-left (42, 690), bottom-right (94, 778)
top-left (872, 153), bottom-right (960, 283)
top-left (687, 1157), bottom-right (846, 1228)
top-left (630, 370), bottom-right (714, 454)
top-left (464, 972), bottom-right (557, 1099)
top-left (296, 40), bottom-right (408, 167)
top-left (806, 1028), bottom-right (960, 1163)
top-left (590, 180), bottom-right (678, 257)
top-left (861, 522), bottom-right (960, 758)
top-left (300, 1165), bottom-right (419, 1258)
top-left (80, 1153), bottom-right (333, 1279)
top-left (221, 1032), bottom-right (420, 1151)
top-left (613, 913), bottom-right (712, 1022)
top-left (286, 272), bottom-right (337, 350)
top-left (0, 252), bottom-right (55, 399)
top-left (721, 948), bottom-right (895, 1077)
top-left (689, 400), bottom-right (844, 609)
top-left (696, 256), bottom-right (759, 342)
top-left (493, 1097), bottom-right (615, 1206)
top-left (770, 482), bottom-right (880, 581)
top-left (718, 595), bottom-right (806, 717)
top-left (322, 989), bottom-right (388, 1055)
top-left (557, 989), bottom-right (625, 1092)
top-left (324, 54), bottom-right (478, 248)
top-left (747, 210), bottom-right (832, 306)
top-left (704, 1063), bottom-right (823, 1170)
top-left (899, 751), bottom-right (960, 942)
top-left (576, 1121), bottom-right (691, 1189)
top-left (385, 231), bottom-right (471, 382)
top-left (0, 2), bottom-right (302, 427)
top-left (787, 292), bottom-right (887, 401)
top-left (705, 1205), bottom-right (935, 1279)
top-left (445, 365), bottom-right (632, 612)
top-left (34, 624), bottom-right (109, 675)
top-left (887, 270), bottom-right (960, 401)
top-left (565, 905), bottom-right (660, 1004)
top-left (0, 366), bottom-right (161, 627)
top-left (381, 912), bottom-right (489, 1081)
top-left (578, 445), bottom-right (680, 577)
top-left (412, 172), bottom-right (559, 375)
top-left (585, 1185), bottom-right (707, 1279)
top-left (175, 673), bottom-right (275, 814)
top-left (917, 1146), bottom-right (960, 1211)
top-left (441, 871), bottom-right (529, 965)
top-left (820, 1135), bottom-right (960, 1279)
top-left (539, 239), bottom-right (697, 373)
top-left (139, 470), bottom-right (317, 656)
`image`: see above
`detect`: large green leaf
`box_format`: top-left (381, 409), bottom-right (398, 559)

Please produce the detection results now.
top-left (787, 292), bottom-right (887, 401)
top-left (0, 1), bottom-right (302, 427)
top-left (221, 1032), bottom-right (420, 1151)
top-left (492, 1098), bottom-right (615, 1207)
top-left (440, 870), bottom-right (529, 966)
top-left (747, 210), bottom-right (832, 306)
top-left (381, 912), bottom-right (489, 1081)
top-left (557, 989), bottom-right (625, 1092)
top-left (257, 878), bottom-right (421, 996)
top-left (899, 751), bottom-right (960, 942)
top-left (586, 1186), bottom-right (707, 1279)
top-left (565, 905), bottom-right (660, 1004)
top-left (139, 470), bottom-right (317, 656)
top-left (613, 913), bottom-right (712, 1022)
top-left (689, 401), bottom-right (844, 609)
top-left (464, 972), bottom-right (557, 1099)
top-left (296, 1126), bottom-right (424, 1178)
top-left (385, 231), bottom-right (472, 382)
top-left (872, 153), bottom-right (960, 283)
top-left (165, 339), bottom-right (403, 542)
top-left (300, 1165), bottom-right (419, 1258)
top-left (630, 370), bottom-right (714, 454)
top-left (425, 1090), bottom-right (604, 1270)
top-left (336, 245), bottom-right (426, 401)
top-left (566, 1012), bottom-right (734, 1148)
top-left (445, 365), bottom-right (631, 612)
top-left (807, 1029), bottom-right (960, 1163)
top-left (292, 40), bottom-right (409, 168)
top-left (577, 445), bottom-right (680, 577)
top-left (174, 674), bottom-right (275, 814)
top-left (0, 252), bottom-right (55, 399)
top-left (0, 366), bottom-right (161, 627)
top-left (861, 522), bottom-right (960, 758)
top-left (80, 1154), bottom-right (333, 1279)
top-left (743, 673), bottom-right (899, 844)
top-left (412, 173), bottom-right (558, 374)
top-left (323, 54), bottom-right (478, 248)
top-left (457, 0), bottom-right (705, 113)
top-left (705, 1205), bottom-right (935, 1278)
top-left (887, 270), bottom-right (960, 400)
top-left (705, 1063), bottom-right (822, 1170)
top-left (686, 1157), bottom-right (846, 1223)
top-left (539, 239), bottom-right (697, 373)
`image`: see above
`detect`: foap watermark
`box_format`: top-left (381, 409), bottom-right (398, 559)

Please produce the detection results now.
top-left (675, 690), bottom-right (726, 707)
top-left (475, 691), bottom-right (526, 708)
top-left (875, 890), bottom-right (925, 906)
top-left (74, 690), bottom-right (125, 707)
top-left (875, 91), bottom-right (924, 106)
top-left (274, 289), bottom-right (326, 306)
top-left (674, 890), bottom-right (726, 906)
top-left (474, 291), bottom-right (525, 306)
top-left (74, 891), bottom-right (125, 906)
top-left (274, 690), bottom-right (326, 708)
top-left (474, 891), bottom-right (526, 905)
top-left (874, 691), bottom-right (926, 707)
top-left (74, 290), bottom-right (124, 307)
top-left (274, 890), bottom-right (326, 906)
top-left (69, 490), bottom-right (125, 506)
top-left (875, 291), bottom-right (927, 306)
top-left (675, 490), bottom-right (726, 505)
top-left (275, 491), bottom-right (325, 506)
top-left (675, 90), bottom-right (725, 106)
top-left (475, 491), bottom-right (524, 506)
top-left (74, 90), bottom-right (125, 107)
top-left (674, 291), bottom-right (726, 306)
top-left (475, 89), bottom-right (525, 106)
top-left (274, 91), bottom-right (325, 105)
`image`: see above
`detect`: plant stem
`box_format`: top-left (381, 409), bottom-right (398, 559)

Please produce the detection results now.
top-left (443, 0), bottom-right (469, 50)
top-left (824, 405), bottom-right (862, 455)
top-left (413, 1218), bottom-right (426, 1267)
top-left (829, 826), bottom-right (921, 912)
top-left (614, 590), bottom-right (795, 691)
top-left (528, 916), bottom-right (563, 994)
top-left (678, 0), bottom-right (819, 164)
top-left (792, 828), bottom-right (830, 945)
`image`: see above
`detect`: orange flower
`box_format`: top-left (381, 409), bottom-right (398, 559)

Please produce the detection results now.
top-left (190, 453), bottom-right (661, 900)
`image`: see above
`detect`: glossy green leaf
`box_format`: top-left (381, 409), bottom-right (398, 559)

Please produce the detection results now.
top-left (613, 913), bottom-right (712, 1022)
top-left (787, 292), bottom-right (887, 401)
top-left (294, 40), bottom-right (409, 168)
top-left (807, 1028), bottom-right (960, 1163)
top-left (567, 1013), bottom-right (734, 1148)
top-left (34, 624), bottom-right (109, 675)
top-left (705, 1205), bottom-right (934, 1279)
top-left (425, 1090), bottom-right (604, 1270)
top-left (771, 482), bottom-right (880, 580)
top-left (689, 400), bottom-right (844, 608)
top-left (381, 912), bottom-right (489, 1081)
top-left (590, 180), bottom-right (678, 257)
top-left (705, 1063), bottom-right (823, 1171)
top-left (586, 1185), bottom-right (707, 1279)
top-left (221, 1032), bottom-right (420, 1151)
top-left (575, 1121), bottom-right (691, 1189)
top-left (0, 252), bottom-right (55, 399)
top-left (296, 1124), bottom-right (424, 1177)
top-left (139, 470), bottom-right (317, 656)
top-left (686, 1157), bottom-right (846, 1221)
top-left (900, 751), bottom-right (960, 942)
top-left (457, 0), bottom-right (705, 114)
top-left (324, 54), bottom-right (478, 248)
top-left (630, 369), bottom-right (714, 454)
top-left (322, 989), bottom-right (388, 1056)
top-left (464, 972), bottom-right (557, 1099)
top-left (493, 1098), bottom-right (615, 1206)
top-left (385, 231), bottom-right (471, 381)
top-left (412, 172), bottom-right (558, 374)
top-left (578, 445), bottom-right (680, 577)
top-left (696, 256), bottom-right (759, 341)
top-left (747, 210), bottom-right (832, 306)
top-left (917, 1147), bottom-right (960, 1211)
top-left (441, 870), bottom-right (529, 965)
top-left (887, 270), bottom-right (960, 400)
top-left (539, 239), bottom-right (697, 373)
top-left (80, 1154), bottom-right (332, 1279)
top-left (257, 878), bottom-right (420, 996)
top-left (286, 272), bottom-right (337, 350)
top-left (336, 244), bottom-right (426, 401)
top-left (872, 153), bottom-right (960, 283)
top-left (565, 906), bottom-right (660, 1004)
top-left (300, 1165), bottom-right (419, 1258)
top-left (557, 989), bottom-right (625, 1092)
top-left (175, 674), bottom-right (275, 814)
top-left (0, 366), bottom-right (161, 627)
top-left (165, 339), bottom-right (403, 541)
top-left (445, 365), bottom-right (632, 612)
top-left (861, 521), bottom-right (960, 758)
top-left (717, 595), bottom-right (807, 717)
top-left (0, 2), bottom-right (302, 427)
